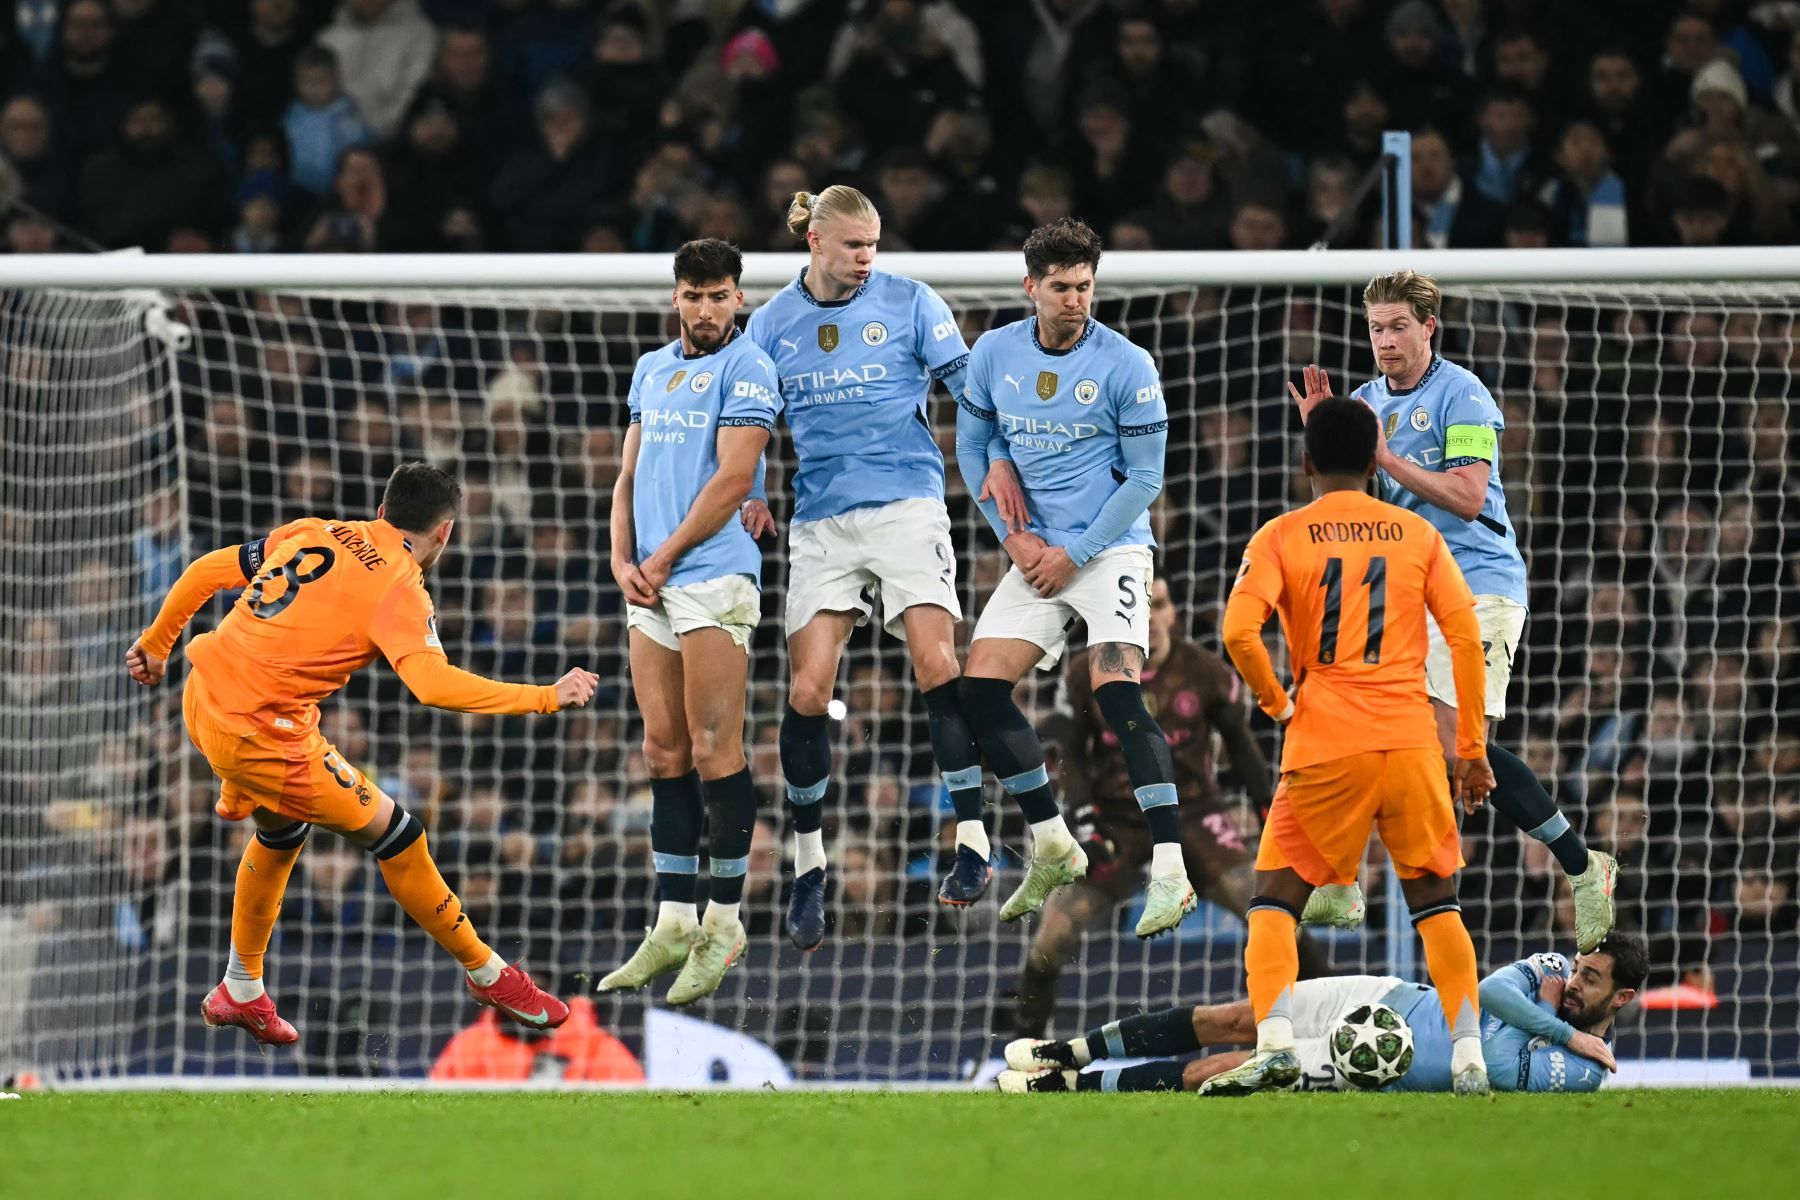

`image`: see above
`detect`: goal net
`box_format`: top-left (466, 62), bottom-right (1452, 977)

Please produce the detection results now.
top-left (1, 267), bottom-right (1793, 1086)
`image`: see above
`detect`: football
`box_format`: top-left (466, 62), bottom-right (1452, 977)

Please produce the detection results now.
top-left (1329, 1003), bottom-right (1416, 1090)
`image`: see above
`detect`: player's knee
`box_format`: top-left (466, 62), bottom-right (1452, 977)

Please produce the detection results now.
top-left (364, 805), bottom-right (425, 861)
top-left (910, 644), bottom-right (960, 693)
top-left (642, 734), bottom-right (693, 777)
top-left (1406, 892), bottom-right (1462, 926)
top-left (254, 820), bottom-right (310, 851)
top-left (958, 675), bottom-right (1020, 723)
top-left (689, 724), bottom-right (744, 778)
top-left (787, 673), bottom-right (834, 716)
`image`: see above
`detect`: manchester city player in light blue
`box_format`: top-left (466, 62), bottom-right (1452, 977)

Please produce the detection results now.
top-left (999, 931), bottom-right (1645, 1094)
top-left (600, 239), bottom-right (781, 1007)
top-left (955, 218), bottom-right (1196, 938)
top-left (1290, 270), bottom-right (1618, 952)
top-left (744, 185), bottom-right (1022, 948)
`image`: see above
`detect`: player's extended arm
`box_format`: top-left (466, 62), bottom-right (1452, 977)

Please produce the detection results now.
top-left (955, 392), bottom-right (1011, 542)
top-left (1221, 590), bottom-right (1292, 724)
top-left (137, 545), bottom-right (251, 659)
top-left (1478, 959), bottom-right (1578, 1047)
top-left (609, 424), bottom-right (657, 607)
top-left (1379, 454), bottom-right (1490, 523)
top-left (1211, 687), bottom-right (1276, 812)
top-left (640, 425), bottom-right (771, 582)
top-left (1423, 538), bottom-right (1487, 757)
top-left (391, 652), bottom-right (561, 715)
top-left (1068, 424), bottom-right (1165, 567)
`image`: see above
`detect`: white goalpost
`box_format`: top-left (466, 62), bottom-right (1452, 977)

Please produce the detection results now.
top-left (1, 249), bottom-right (1795, 1089)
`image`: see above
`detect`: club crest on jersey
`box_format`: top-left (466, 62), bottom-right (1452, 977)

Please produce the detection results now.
top-left (1410, 406), bottom-right (1431, 431)
top-left (817, 324), bottom-right (839, 352)
top-left (1075, 379), bottom-right (1099, 405)
top-left (1385, 412), bottom-right (1402, 439)
top-left (665, 369), bottom-right (688, 393)
top-left (861, 321), bottom-right (888, 347)
top-left (690, 371), bottom-right (715, 393)
top-left (1036, 371), bottom-right (1059, 401)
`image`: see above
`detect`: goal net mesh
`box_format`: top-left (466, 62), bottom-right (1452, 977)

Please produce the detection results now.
top-left (1, 279), bottom-right (1793, 1084)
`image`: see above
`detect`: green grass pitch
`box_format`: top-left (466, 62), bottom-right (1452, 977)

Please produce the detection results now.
top-left (9, 1090), bottom-right (1797, 1199)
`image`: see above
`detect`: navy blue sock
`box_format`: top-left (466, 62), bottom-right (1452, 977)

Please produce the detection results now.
top-left (1075, 1061), bottom-right (1186, 1092)
top-left (702, 768), bottom-right (758, 906)
top-left (780, 704), bottom-right (830, 835)
top-left (650, 771), bottom-right (703, 905)
top-left (959, 677), bottom-right (1060, 824)
top-left (1093, 681), bottom-right (1181, 844)
top-left (1487, 743), bottom-right (1589, 875)
top-left (923, 680), bottom-right (985, 823)
top-left (1083, 1007), bottom-right (1200, 1060)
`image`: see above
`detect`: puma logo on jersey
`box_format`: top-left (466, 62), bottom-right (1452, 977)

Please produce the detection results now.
top-left (779, 337), bottom-right (800, 352)
top-left (1002, 374), bottom-right (1023, 393)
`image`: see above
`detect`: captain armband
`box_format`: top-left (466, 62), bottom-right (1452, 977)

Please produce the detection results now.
top-left (1443, 423), bottom-right (1497, 464)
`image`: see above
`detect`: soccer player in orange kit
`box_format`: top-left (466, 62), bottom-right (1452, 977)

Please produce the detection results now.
top-left (126, 463), bottom-right (598, 1043)
top-left (1209, 398), bottom-right (1498, 1096)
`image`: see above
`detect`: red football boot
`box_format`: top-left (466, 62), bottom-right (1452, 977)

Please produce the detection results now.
top-left (466, 963), bottom-right (570, 1030)
top-left (201, 984), bottom-right (299, 1045)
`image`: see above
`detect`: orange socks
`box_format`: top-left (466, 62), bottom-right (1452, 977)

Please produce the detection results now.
top-left (228, 825), bottom-right (308, 989)
top-left (1245, 905), bottom-right (1300, 1048)
top-left (1416, 908), bottom-right (1482, 1040)
top-left (376, 833), bottom-right (492, 973)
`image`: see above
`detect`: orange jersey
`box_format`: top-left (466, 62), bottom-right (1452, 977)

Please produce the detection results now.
top-left (141, 516), bottom-right (556, 733)
top-left (1222, 489), bottom-right (1486, 772)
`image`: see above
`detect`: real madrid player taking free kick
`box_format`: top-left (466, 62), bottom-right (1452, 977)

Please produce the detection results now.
top-left (744, 185), bottom-right (1029, 947)
top-left (1290, 270), bottom-right (1617, 951)
top-left (126, 463), bottom-right (597, 1042)
top-left (954, 217), bottom-right (1197, 937)
top-left (599, 239), bottom-right (782, 1005)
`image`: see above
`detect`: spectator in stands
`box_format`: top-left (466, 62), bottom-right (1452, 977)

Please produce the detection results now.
top-left (430, 995), bottom-right (644, 1083)
top-left (574, 4), bottom-right (670, 177)
top-left (384, 93), bottom-right (486, 253)
top-left (831, 0), bottom-right (976, 159)
top-left (1, 94), bottom-right (70, 220)
top-left (1014, 163), bottom-right (1076, 236)
top-left (1226, 197), bottom-right (1287, 250)
top-left (918, 109), bottom-right (1005, 249)
top-left (1492, 26), bottom-right (1573, 139)
top-left (283, 45), bottom-right (372, 197)
top-left (1540, 120), bottom-right (1629, 246)
top-left (1656, 10), bottom-right (1720, 120)
top-left (302, 146), bottom-right (392, 253)
top-left (1467, 88), bottom-right (1544, 206)
top-left (1690, 58), bottom-right (1800, 183)
top-left (1587, 46), bottom-right (1664, 201)
top-left (77, 98), bottom-right (225, 251)
top-left (1377, 2), bottom-right (1466, 138)
top-left (1147, 142), bottom-right (1230, 249)
top-left (1079, 7), bottom-right (1212, 151)
top-left (1336, 78), bottom-right (1391, 167)
top-left (1670, 173), bottom-right (1733, 245)
top-left (1068, 87), bottom-right (1155, 236)
top-left (488, 80), bottom-right (610, 253)
top-left (316, 0), bottom-right (437, 141)
top-left (1412, 125), bottom-right (1504, 248)
top-left (229, 0), bottom-right (314, 130)
top-left (38, 0), bottom-right (130, 164)
top-left (870, 148), bottom-right (942, 251)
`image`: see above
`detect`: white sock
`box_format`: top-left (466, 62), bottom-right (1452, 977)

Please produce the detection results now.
top-left (955, 820), bottom-right (990, 858)
top-left (1451, 1034), bottom-right (1486, 1074)
top-left (794, 829), bottom-right (827, 876)
top-left (1069, 1037), bottom-right (1095, 1067)
top-left (1256, 1015), bottom-right (1295, 1052)
top-left (1029, 815), bottom-right (1075, 855)
top-left (1149, 842), bottom-right (1186, 879)
top-left (467, 951), bottom-right (505, 987)
top-left (655, 901), bottom-right (699, 932)
top-left (703, 901), bottom-right (740, 930)
top-left (223, 950), bottom-right (265, 1003)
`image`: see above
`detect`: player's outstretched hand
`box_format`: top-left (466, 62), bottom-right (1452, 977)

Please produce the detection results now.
top-left (740, 499), bottom-right (776, 539)
top-left (1568, 1031), bottom-right (1617, 1073)
top-left (1286, 363), bottom-right (1334, 424)
top-left (1023, 545), bottom-right (1078, 597)
top-left (611, 557), bottom-right (658, 608)
top-left (980, 460), bottom-right (1032, 535)
top-left (1453, 755), bottom-right (1496, 811)
top-left (125, 638), bottom-right (166, 687)
top-left (555, 668), bottom-right (600, 709)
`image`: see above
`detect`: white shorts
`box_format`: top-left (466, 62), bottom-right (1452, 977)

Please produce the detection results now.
top-left (970, 545), bottom-right (1154, 670)
top-left (1287, 974), bottom-right (1405, 1092)
top-left (785, 498), bottom-right (960, 639)
top-left (1425, 593), bottom-right (1526, 721)
top-left (626, 574), bottom-right (760, 652)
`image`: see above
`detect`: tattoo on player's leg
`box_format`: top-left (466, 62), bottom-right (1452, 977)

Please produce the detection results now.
top-left (1094, 642), bottom-right (1141, 679)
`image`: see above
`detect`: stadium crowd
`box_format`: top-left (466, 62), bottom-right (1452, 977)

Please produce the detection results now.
top-left (7, 1), bottom-right (1800, 254)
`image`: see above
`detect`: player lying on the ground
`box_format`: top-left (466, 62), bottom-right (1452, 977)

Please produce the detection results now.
top-left (1000, 931), bottom-right (1646, 1093)
top-left (744, 184), bottom-right (1016, 944)
top-left (126, 463), bottom-right (598, 1042)
top-left (598, 239), bottom-right (781, 1005)
top-left (1212, 396), bottom-right (1497, 1095)
top-left (1290, 270), bottom-right (1617, 950)
top-left (954, 217), bottom-right (1195, 937)
top-left (1013, 577), bottom-right (1332, 1036)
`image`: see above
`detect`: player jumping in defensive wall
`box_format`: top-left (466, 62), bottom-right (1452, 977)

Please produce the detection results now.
top-left (127, 463), bottom-right (597, 1042)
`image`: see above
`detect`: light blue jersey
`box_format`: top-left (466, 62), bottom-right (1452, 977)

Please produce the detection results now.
top-left (1378, 952), bottom-right (1607, 1093)
top-left (746, 268), bottom-right (969, 523)
top-left (1352, 355), bottom-right (1529, 605)
top-left (958, 318), bottom-right (1166, 565)
top-left (628, 331), bottom-right (781, 588)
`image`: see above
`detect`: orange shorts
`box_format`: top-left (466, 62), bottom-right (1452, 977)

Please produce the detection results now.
top-left (183, 670), bottom-right (381, 833)
top-left (1256, 748), bottom-right (1462, 887)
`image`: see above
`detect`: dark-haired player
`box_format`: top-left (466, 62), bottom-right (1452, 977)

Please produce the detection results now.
top-left (599, 239), bottom-right (782, 1005)
top-left (955, 217), bottom-right (1195, 936)
top-left (127, 463), bottom-right (598, 1043)
top-left (1001, 932), bottom-right (1645, 1093)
